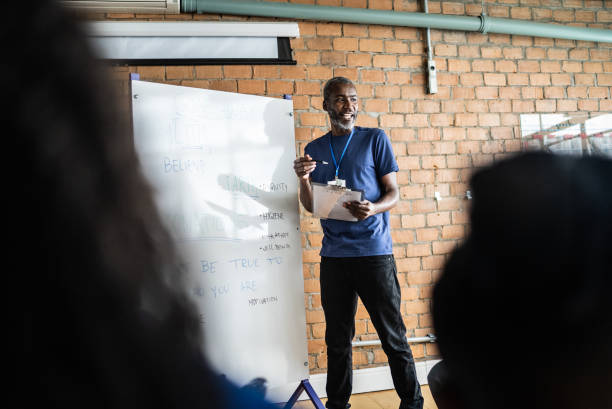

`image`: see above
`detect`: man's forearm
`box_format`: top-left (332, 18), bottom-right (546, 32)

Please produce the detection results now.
top-left (373, 186), bottom-right (399, 214)
top-left (299, 178), bottom-right (314, 213)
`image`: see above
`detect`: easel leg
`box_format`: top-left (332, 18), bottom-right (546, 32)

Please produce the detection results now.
top-left (283, 379), bottom-right (325, 409)
top-left (301, 379), bottom-right (325, 409)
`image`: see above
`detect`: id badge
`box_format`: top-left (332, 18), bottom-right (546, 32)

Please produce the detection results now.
top-left (327, 177), bottom-right (346, 188)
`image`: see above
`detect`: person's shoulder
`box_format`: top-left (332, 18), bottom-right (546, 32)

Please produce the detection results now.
top-left (355, 126), bottom-right (387, 137)
top-left (306, 131), bottom-right (331, 148)
top-left (354, 127), bottom-right (389, 143)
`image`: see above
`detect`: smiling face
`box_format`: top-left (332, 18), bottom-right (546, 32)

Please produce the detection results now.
top-left (323, 82), bottom-right (358, 135)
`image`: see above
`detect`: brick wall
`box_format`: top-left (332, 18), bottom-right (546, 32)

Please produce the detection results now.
top-left (90, 0), bottom-right (611, 375)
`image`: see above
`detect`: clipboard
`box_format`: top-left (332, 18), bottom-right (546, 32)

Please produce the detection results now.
top-left (312, 182), bottom-right (364, 222)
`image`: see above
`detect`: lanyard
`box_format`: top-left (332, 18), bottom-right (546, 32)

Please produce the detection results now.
top-left (329, 128), bottom-right (354, 179)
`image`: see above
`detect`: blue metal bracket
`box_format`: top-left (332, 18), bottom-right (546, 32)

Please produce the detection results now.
top-left (283, 379), bottom-right (325, 409)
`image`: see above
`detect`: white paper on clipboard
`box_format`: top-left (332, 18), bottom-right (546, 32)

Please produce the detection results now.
top-left (312, 182), bottom-right (364, 222)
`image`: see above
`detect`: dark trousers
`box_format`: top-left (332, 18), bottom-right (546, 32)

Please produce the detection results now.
top-left (321, 255), bottom-right (423, 409)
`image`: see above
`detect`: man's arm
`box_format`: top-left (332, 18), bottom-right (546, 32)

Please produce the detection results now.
top-left (343, 171), bottom-right (399, 221)
top-left (293, 154), bottom-right (316, 213)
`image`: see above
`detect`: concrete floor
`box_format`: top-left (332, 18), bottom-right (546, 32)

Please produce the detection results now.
top-left (289, 385), bottom-right (437, 409)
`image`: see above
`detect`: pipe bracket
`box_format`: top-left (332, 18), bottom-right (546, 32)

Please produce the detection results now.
top-left (478, 14), bottom-right (491, 34)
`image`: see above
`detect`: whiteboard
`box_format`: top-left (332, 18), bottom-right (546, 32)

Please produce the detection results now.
top-left (131, 80), bottom-right (308, 399)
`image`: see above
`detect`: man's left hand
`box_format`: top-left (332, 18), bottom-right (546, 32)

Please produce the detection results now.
top-left (343, 200), bottom-right (377, 221)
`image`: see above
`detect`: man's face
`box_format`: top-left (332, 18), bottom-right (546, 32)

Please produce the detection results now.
top-left (324, 83), bottom-right (358, 134)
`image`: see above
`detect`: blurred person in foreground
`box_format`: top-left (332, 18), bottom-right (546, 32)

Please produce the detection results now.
top-left (431, 151), bottom-right (612, 409)
top-left (6, 2), bottom-right (276, 408)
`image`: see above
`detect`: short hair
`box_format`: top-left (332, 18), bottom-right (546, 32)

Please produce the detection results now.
top-left (323, 76), bottom-right (355, 102)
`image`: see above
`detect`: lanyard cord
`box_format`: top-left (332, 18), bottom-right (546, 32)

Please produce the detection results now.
top-left (329, 128), bottom-right (354, 179)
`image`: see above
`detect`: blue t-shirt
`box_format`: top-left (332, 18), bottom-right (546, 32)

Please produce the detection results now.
top-left (305, 127), bottom-right (399, 257)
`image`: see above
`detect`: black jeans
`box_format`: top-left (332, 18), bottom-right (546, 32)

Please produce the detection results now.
top-left (321, 255), bottom-right (423, 409)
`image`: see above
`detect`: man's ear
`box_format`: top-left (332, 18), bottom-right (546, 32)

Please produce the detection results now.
top-left (322, 99), bottom-right (328, 112)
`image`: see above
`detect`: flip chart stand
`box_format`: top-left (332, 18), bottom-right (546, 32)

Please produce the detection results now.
top-left (283, 379), bottom-right (325, 409)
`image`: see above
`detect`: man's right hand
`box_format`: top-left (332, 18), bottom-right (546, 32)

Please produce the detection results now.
top-left (293, 154), bottom-right (317, 180)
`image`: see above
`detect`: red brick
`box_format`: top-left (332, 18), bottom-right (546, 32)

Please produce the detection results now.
top-left (432, 240), bottom-right (458, 255)
top-left (448, 59), bottom-right (471, 72)
top-left (369, 25), bottom-right (393, 38)
top-left (333, 37), bottom-right (358, 51)
top-left (223, 65), bottom-right (252, 79)
top-left (166, 65), bottom-right (193, 80)
top-left (391, 100), bottom-right (414, 113)
top-left (296, 81), bottom-right (322, 95)
top-left (396, 257), bottom-right (421, 273)
top-left (281, 66), bottom-right (307, 79)
top-left (435, 43), bottom-right (458, 57)
top-left (400, 185), bottom-right (425, 200)
top-left (320, 52), bottom-right (346, 66)
top-left (421, 155), bottom-right (446, 169)
top-left (417, 128), bottom-right (440, 141)
top-left (307, 66), bottom-right (333, 80)
top-left (384, 40), bottom-right (409, 53)
top-left (442, 127), bottom-right (466, 140)
top-left (479, 113), bottom-right (501, 126)
top-left (598, 74), bottom-right (612, 86)
top-left (359, 38), bottom-right (384, 52)
top-left (407, 270), bottom-right (432, 285)
top-left (575, 74), bottom-right (595, 85)
top-left (557, 100), bottom-right (578, 112)
top-left (300, 112), bottom-right (327, 127)
top-left (472, 60), bottom-right (495, 72)
top-left (195, 66), bottom-right (223, 79)
top-left (333, 68), bottom-right (358, 81)
top-left (267, 80), bottom-right (294, 95)
top-left (316, 22), bottom-right (342, 36)
top-left (365, 99), bottom-right (389, 112)
top-left (416, 228), bottom-right (439, 242)
top-left (518, 60), bottom-right (541, 72)
top-left (430, 114), bottom-right (453, 127)
top-left (293, 51), bottom-right (319, 65)
top-left (347, 53), bottom-right (372, 67)
top-left (512, 100), bottom-right (535, 113)
top-left (460, 73), bottom-right (484, 86)
top-left (373, 55), bottom-right (397, 68)
top-left (207, 80), bottom-right (237, 93)
top-left (376, 85), bottom-right (401, 98)
top-left (361, 69), bottom-right (385, 83)
top-left (432, 142), bottom-right (457, 155)
top-left (530, 73), bottom-right (551, 86)
top-left (484, 73), bottom-right (507, 86)
top-left (343, 23), bottom-right (367, 37)
top-left (370, 0), bottom-right (392, 10)
top-left (380, 114), bottom-right (405, 127)
top-left (386, 71), bottom-right (411, 84)
top-left (475, 87), bottom-right (499, 99)
top-left (306, 38), bottom-right (332, 51)
top-left (536, 100), bottom-right (557, 112)
top-left (391, 228), bottom-right (415, 243)
top-left (427, 212), bottom-right (451, 227)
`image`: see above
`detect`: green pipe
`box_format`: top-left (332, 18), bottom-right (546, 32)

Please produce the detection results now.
top-left (181, 0), bottom-right (612, 44)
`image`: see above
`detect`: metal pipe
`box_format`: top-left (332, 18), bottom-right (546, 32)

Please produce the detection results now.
top-left (423, 0), bottom-right (437, 94)
top-left (182, 0), bottom-right (612, 44)
top-left (352, 334), bottom-right (436, 348)
top-left (423, 0), bottom-right (432, 61)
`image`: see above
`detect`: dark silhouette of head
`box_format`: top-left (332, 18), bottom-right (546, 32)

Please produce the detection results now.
top-left (433, 152), bottom-right (612, 409)
top-left (6, 2), bottom-right (274, 409)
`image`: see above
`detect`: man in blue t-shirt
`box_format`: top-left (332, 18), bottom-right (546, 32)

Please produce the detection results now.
top-left (293, 77), bottom-right (423, 409)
